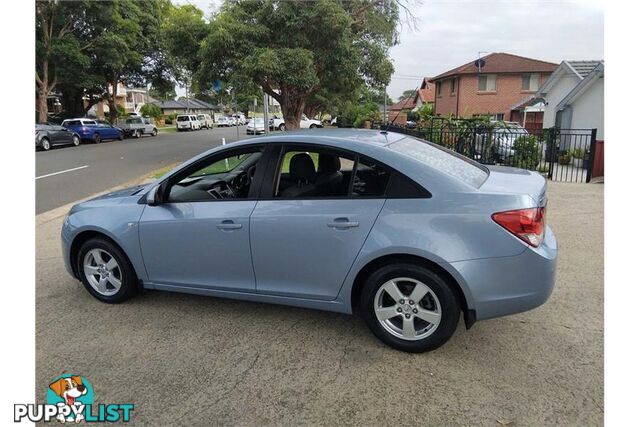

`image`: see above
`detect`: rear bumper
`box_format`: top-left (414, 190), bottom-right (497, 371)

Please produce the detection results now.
top-left (450, 225), bottom-right (558, 321)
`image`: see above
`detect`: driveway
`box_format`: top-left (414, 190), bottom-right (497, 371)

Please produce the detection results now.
top-left (35, 181), bottom-right (603, 425)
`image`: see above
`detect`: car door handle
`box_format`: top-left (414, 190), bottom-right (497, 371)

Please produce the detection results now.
top-left (327, 218), bottom-right (359, 229)
top-left (216, 220), bottom-right (242, 231)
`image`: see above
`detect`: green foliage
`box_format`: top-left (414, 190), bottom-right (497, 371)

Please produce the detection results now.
top-left (353, 102), bottom-right (381, 128)
top-left (510, 135), bottom-right (541, 170)
top-left (116, 104), bottom-right (128, 119)
top-left (415, 103), bottom-right (434, 122)
top-left (140, 103), bottom-right (163, 119)
top-left (197, 0), bottom-right (398, 128)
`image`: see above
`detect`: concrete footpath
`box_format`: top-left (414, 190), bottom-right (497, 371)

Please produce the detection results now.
top-left (35, 181), bottom-right (603, 425)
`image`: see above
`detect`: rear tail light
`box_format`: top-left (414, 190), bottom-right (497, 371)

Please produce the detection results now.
top-left (81, 126), bottom-right (89, 133)
top-left (492, 207), bottom-right (546, 247)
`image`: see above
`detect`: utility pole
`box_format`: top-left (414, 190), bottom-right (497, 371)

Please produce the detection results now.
top-left (383, 85), bottom-right (387, 124)
top-left (263, 92), bottom-right (269, 135)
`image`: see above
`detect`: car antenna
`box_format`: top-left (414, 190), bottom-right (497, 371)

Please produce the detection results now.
top-left (387, 85), bottom-right (420, 129)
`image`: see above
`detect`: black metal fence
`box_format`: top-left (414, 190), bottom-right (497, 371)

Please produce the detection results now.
top-left (380, 123), bottom-right (598, 183)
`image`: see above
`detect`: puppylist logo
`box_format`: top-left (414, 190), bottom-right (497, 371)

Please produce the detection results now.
top-left (14, 374), bottom-right (134, 423)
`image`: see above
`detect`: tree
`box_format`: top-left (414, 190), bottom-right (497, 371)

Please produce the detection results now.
top-left (35, 0), bottom-right (94, 122)
top-left (88, 0), bottom-right (164, 123)
top-left (197, 0), bottom-right (400, 129)
top-left (398, 89), bottom-right (416, 101)
top-left (161, 3), bottom-right (209, 107)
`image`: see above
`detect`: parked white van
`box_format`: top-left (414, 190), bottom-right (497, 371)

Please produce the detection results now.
top-left (196, 114), bottom-right (214, 129)
top-left (176, 115), bottom-right (202, 131)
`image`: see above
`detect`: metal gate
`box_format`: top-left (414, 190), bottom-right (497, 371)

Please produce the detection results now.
top-left (381, 123), bottom-right (598, 183)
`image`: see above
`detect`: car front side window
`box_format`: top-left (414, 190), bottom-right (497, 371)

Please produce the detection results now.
top-left (165, 147), bottom-right (264, 203)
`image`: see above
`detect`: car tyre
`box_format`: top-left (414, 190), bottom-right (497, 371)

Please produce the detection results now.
top-left (72, 135), bottom-right (81, 146)
top-left (360, 263), bottom-right (460, 353)
top-left (77, 238), bottom-right (138, 304)
top-left (118, 132), bottom-right (124, 141)
top-left (93, 133), bottom-right (101, 144)
top-left (135, 129), bottom-right (142, 138)
top-left (310, 124), bottom-right (317, 129)
top-left (279, 123), bottom-right (286, 131)
top-left (151, 128), bottom-right (158, 136)
top-left (41, 137), bottom-right (51, 151)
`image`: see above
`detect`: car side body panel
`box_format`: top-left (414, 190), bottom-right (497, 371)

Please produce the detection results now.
top-left (61, 193), bottom-right (148, 282)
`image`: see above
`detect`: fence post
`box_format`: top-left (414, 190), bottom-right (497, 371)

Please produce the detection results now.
top-left (586, 128), bottom-right (597, 183)
top-left (547, 127), bottom-right (556, 179)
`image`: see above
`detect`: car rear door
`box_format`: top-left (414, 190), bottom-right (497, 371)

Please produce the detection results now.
top-left (249, 144), bottom-right (390, 300)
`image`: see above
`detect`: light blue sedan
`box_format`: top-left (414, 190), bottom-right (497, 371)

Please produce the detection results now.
top-left (61, 129), bottom-right (557, 352)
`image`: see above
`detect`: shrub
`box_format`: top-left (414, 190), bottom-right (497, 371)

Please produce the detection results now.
top-left (140, 103), bottom-right (163, 119)
top-left (510, 135), bottom-right (541, 170)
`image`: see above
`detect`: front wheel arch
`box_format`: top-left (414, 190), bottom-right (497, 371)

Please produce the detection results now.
top-left (69, 230), bottom-right (139, 289)
top-left (350, 254), bottom-right (473, 327)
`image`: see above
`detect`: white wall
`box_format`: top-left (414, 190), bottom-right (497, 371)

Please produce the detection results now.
top-left (543, 73), bottom-right (581, 128)
top-left (570, 76), bottom-right (604, 139)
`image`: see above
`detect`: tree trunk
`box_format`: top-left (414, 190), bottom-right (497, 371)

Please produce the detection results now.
top-left (36, 59), bottom-right (50, 123)
top-left (36, 84), bottom-right (49, 123)
top-left (280, 88), bottom-right (305, 130)
top-left (303, 103), bottom-right (321, 120)
top-left (108, 74), bottom-right (119, 124)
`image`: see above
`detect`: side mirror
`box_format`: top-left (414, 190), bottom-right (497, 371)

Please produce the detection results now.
top-left (146, 185), bottom-right (161, 206)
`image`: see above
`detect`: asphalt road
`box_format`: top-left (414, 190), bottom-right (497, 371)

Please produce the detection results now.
top-left (35, 126), bottom-right (256, 214)
top-left (35, 182), bottom-right (603, 425)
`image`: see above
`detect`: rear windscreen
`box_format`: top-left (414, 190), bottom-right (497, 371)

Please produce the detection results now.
top-left (388, 137), bottom-right (489, 188)
top-left (177, 116), bottom-right (189, 122)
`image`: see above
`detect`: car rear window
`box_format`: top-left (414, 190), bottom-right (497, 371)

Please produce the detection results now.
top-left (388, 137), bottom-right (489, 188)
top-left (82, 120), bottom-right (97, 125)
top-left (64, 120), bottom-right (81, 126)
top-left (177, 116), bottom-right (189, 122)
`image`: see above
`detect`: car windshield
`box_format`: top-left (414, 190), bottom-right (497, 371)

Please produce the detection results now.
top-left (388, 137), bottom-right (489, 188)
top-left (177, 116), bottom-right (189, 122)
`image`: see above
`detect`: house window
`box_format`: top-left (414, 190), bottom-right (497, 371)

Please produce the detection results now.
top-left (522, 73), bottom-right (540, 91)
top-left (436, 82), bottom-right (442, 96)
top-left (493, 113), bottom-right (505, 121)
top-left (478, 74), bottom-right (496, 92)
top-left (450, 78), bottom-right (457, 95)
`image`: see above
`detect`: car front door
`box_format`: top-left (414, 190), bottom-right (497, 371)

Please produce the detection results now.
top-left (249, 144), bottom-right (390, 300)
top-left (138, 145), bottom-right (267, 291)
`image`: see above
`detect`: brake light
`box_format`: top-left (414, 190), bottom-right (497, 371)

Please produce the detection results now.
top-left (492, 207), bottom-right (546, 247)
top-left (81, 126), bottom-right (89, 133)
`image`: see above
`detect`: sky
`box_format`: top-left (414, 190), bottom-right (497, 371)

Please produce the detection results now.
top-left (173, 0), bottom-right (604, 101)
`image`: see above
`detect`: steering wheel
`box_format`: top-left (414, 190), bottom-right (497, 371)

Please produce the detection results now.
top-left (207, 180), bottom-right (235, 199)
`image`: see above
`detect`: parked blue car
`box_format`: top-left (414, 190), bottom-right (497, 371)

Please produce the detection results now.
top-left (61, 118), bottom-right (124, 144)
top-left (61, 129), bottom-right (557, 352)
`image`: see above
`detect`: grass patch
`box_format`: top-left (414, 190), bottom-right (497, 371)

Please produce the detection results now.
top-left (158, 126), bottom-right (177, 133)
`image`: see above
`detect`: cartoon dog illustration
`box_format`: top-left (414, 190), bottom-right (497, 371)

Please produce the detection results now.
top-left (49, 376), bottom-right (87, 423)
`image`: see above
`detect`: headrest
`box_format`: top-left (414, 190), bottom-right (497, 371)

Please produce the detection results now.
top-left (289, 153), bottom-right (316, 182)
top-left (318, 154), bottom-right (341, 174)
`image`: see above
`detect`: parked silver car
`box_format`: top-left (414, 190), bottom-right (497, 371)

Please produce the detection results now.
top-left (61, 129), bottom-right (556, 352)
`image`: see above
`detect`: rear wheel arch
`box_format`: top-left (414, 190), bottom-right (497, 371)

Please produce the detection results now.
top-left (350, 254), bottom-right (474, 327)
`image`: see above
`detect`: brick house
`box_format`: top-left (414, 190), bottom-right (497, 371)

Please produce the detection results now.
top-left (430, 53), bottom-right (558, 122)
top-left (388, 77), bottom-right (436, 124)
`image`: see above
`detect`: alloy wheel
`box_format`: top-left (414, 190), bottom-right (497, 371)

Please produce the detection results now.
top-left (374, 277), bottom-right (442, 341)
top-left (83, 248), bottom-right (122, 296)
top-left (72, 135), bottom-right (80, 146)
top-left (41, 138), bottom-right (51, 150)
